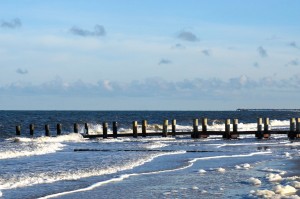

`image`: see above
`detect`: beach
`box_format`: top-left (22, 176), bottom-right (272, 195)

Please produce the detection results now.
top-left (0, 111), bottom-right (300, 198)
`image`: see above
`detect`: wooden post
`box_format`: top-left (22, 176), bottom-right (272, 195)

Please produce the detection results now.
top-left (171, 119), bottom-right (176, 137)
top-left (102, 122), bottom-right (108, 139)
top-left (29, 124), bottom-right (34, 136)
top-left (231, 119), bottom-right (239, 139)
top-left (256, 118), bottom-right (263, 139)
top-left (84, 123), bottom-right (89, 135)
top-left (45, 124), bottom-right (50, 136)
top-left (113, 121), bottom-right (118, 138)
top-left (192, 119), bottom-right (199, 138)
top-left (224, 119), bottom-right (231, 139)
top-left (74, 123), bottom-right (79, 133)
top-left (296, 118), bottom-right (300, 138)
top-left (201, 118), bottom-right (208, 138)
top-left (142, 120), bottom-right (147, 137)
top-left (162, 120), bottom-right (168, 137)
top-left (133, 121), bottom-right (138, 138)
top-left (264, 118), bottom-right (270, 139)
top-left (16, 125), bottom-right (21, 136)
top-left (288, 118), bottom-right (296, 139)
top-left (56, 123), bottom-right (62, 136)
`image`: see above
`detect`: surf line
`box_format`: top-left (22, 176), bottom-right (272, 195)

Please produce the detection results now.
top-left (74, 149), bottom-right (218, 153)
top-left (39, 151), bottom-right (271, 199)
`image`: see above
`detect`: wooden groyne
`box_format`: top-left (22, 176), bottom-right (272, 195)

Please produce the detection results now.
top-left (13, 117), bottom-right (300, 140)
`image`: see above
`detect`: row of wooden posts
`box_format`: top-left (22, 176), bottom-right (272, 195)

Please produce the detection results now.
top-left (14, 117), bottom-right (300, 140)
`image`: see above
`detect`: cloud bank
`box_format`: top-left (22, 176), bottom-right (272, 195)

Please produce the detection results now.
top-left (70, 24), bottom-right (106, 37)
top-left (2, 75), bottom-right (300, 99)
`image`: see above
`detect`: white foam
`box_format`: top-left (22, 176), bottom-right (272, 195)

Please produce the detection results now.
top-left (266, 173), bottom-right (282, 182)
top-left (274, 185), bottom-right (297, 195)
top-left (217, 168), bottom-right (226, 173)
top-left (198, 169), bottom-right (206, 174)
top-left (236, 163), bottom-right (251, 170)
top-left (0, 190), bottom-right (2, 197)
top-left (291, 181), bottom-right (300, 189)
top-left (0, 142), bottom-right (64, 160)
top-left (0, 151), bottom-right (186, 190)
top-left (248, 177), bottom-right (261, 186)
top-left (262, 167), bottom-right (287, 175)
top-left (40, 151), bottom-right (272, 199)
top-left (251, 189), bottom-right (276, 198)
top-left (192, 186), bottom-right (199, 190)
top-left (143, 142), bottom-right (168, 149)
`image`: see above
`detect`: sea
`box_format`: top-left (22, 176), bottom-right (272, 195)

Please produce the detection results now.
top-left (0, 110), bottom-right (300, 199)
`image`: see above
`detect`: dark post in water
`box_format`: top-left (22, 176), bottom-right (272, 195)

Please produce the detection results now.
top-left (224, 119), bottom-right (231, 139)
top-left (16, 125), bottom-right (21, 136)
top-left (231, 119), bottom-right (239, 139)
top-left (192, 119), bottom-right (199, 138)
top-left (113, 121), bottom-right (118, 138)
top-left (56, 123), bottom-right (62, 136)
top-left (84, 123), bottom-right (89, 135)
top-left (256, 118), bottom-right (263, 139)
top-left (142, 120), bottom-right (147, 137)
top-left (133, 121), bottom-right (138, 138)
top-left (296, 118), bottom-right (300, 138)
top-left (30, 124), bottom-right (34, 136)
top-left (162, 120), bottom-right (168, 137)
top-left (171, 119), bottom-right (176, 137)
top-left (288, 118), bottom-right (296, 139)
top-left (74, 123), bottom-right (79, 133)
top-left (45, 124), bottom-right (50, 136)
top-left (201, 118), bottom-right (208, 138)
top-left (264, 118), bottom-right (270, 139)
top-left (102, 122), bottom-right (108, 139)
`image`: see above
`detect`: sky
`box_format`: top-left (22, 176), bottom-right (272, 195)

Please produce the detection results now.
top-left (0, 0), bottom-right (300, 110)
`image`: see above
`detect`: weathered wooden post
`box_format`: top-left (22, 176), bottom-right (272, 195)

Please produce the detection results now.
top-left (264, 118), bottom-right (270, 139)
top-left (162, 120), bottom-right (168, 137)
top-left (171, 119), bottom-right (176, 137)
top-left (142, 120), bottom-right (147, 137)
top-left (192, 119), bottom-right (199, 138)
top-left (74, 123), bottom-right (79, 133)
top-left (256, 118), bottom-right (263, 139)
top-left (16, 125), bottom-right (21, 136)
top-left (296, 118), bottom-right (300, 138)
top-left (102, 122), bottom-right (108, 139)
top-left (113, 121), bottom-right (118, 138)
top-left (224, 119), bottom-right (231, 139)
top-left (45, 124), bottom-right (50, 136)
top-left (84, 123), bottom-right (89, 135)
top-left (201, 118), bottom-right (208, 138)
top-left (231, 119), bottom-right (239, 139)
top-left (288, 118), bottom-right (296, 139)
top-left (56, 123), bottom-right (62, 136)
top-left (133, 121), bottom-right (138, 138)
top-left (29, 124), bottom-right (34, 136)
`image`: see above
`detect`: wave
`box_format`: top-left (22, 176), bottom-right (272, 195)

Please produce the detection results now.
top-left (0, 133), bottom-right (85, 160)
top-left (39, 151), bottom-right (271, 199)
top-left (0, 151), bottom-right (185, 190)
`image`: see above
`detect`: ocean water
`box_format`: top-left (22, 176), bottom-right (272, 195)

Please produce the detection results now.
top-left (0, 111), bottom-right (300, 199)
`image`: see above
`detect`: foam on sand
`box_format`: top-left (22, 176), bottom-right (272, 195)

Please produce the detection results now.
top-left (266, 173), bottom-right (282, 182)
top-left (250, 189), bottom-right (275, 198)
top-left (217, 168), bottom-right (226, 173)
top-left (291, 181), bottom-right (300, 189)
top-left (198, 169), bottom-right (206, 174)
top-left (248, 177), bottom-right (261, 186)
top-left (274, 185), bottom-right (297, 195)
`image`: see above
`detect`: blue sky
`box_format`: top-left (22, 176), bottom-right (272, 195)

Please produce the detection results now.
top-left (0, 0), bottom-right (300, 110)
